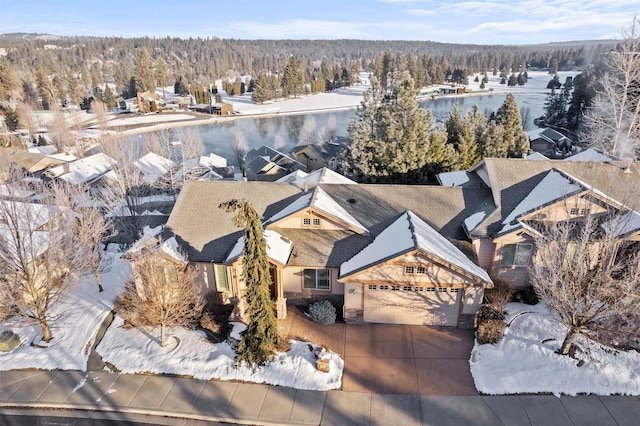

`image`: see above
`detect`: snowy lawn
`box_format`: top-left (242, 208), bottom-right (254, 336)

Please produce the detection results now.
top-left (97, 319), bottom-right (343, 391)
top-left (470, 302), bottom-right (640, 396)
top-left (0, 253), bottom-right (130, 371)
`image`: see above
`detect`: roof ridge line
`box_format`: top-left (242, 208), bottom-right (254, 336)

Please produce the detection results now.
top-left (405, 211), bottom-right (419, 250)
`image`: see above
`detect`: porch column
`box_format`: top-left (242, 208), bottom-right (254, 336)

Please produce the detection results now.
top-left (275, 266), bottom-right (287, 320)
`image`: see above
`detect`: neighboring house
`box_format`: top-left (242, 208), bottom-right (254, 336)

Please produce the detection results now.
top-left (133, 152), bottom-right (175, 185)
top-left (178, 153), bottom-right (235, 181)
top-left (122, 226), bottom-right (188, 298)
top-left (442, 158), bottom-right (640, 289)
top-left (527, 127), bottom-right (573, 157)
top-left (243, 146), bottom-right (306, 182)
top-left (136, 91), bottom-right (162, 113)
top-left (44, 153), bottom-right (117, 186)
top-left (291, 137), bottom-right (351, 171)
top-left (158, 180), bottom-right (494, 328)
top-left (212, 103), bottom-right (233, 116)
top-left (12, 151), bottom-right (76, 175)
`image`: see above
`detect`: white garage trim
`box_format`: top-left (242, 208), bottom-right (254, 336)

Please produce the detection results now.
top-left (363, 285), bottom-right (460, 326)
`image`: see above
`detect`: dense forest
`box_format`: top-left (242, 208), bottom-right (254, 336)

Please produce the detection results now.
top-left (0, 33), bottom-right (617, 110)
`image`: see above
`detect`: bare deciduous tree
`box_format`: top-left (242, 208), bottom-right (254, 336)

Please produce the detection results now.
top-left (298, 116), bottom-right (317, 145)
top-left (116, 247), bottom-right (203, 347)
top-left (583, 16), bottom-right (640, 159)
top-left (16, 102), bottom-right (37, 143)
top-left (529, 202), bottom-right (640, 355)
top-left (52, 183), bottom-right (115, 292)
top-left (231, 128), bottom-right (248, 169)
top-left (90, 99), bottom-right (111, 134)
top-left (273, 132), bottom-right (285, 150)
top-left (0, 176), bottom-right (91, 342)
top-left (99, 135), bottom-right (148, 239)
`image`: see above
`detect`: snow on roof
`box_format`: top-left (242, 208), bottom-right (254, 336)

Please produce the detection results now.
top-left (602, 210), bottom-right (640, 238)
top-left (49, 153), bottom-right (116, 185)
top-left (0, 185), bottom-right (35, 200)
top-left (134, 152), bottom-right (174, 184)
top-left (225, 229), bottom-right (293, 266)
top-left (276, 170), bottom-right (309, 183)
top-left (0, 226), bottom-right (50, 264)
top-left (27, 145), bottom-right (58, 155)
top-left (500, 169), bottom-right (582, 234)
top-left (341, 211), bottom-right (492, 284)
top-left (313, 187), bottom-right (368, 233)
top-left (0, 200), bottom-right (61, 231)
top-left (126, 225), bottom-right (164, 254)
top-left (525, 152), bottom-right (549, 160)
top-left (47, 152), bottom-right (76, 162)
top-left (566, 148), bottom-right (619, 162)
top-left (264, 187), bottom-right (368, 233)
top-left (265, 191), bottom-right (313, 224)
top-left (464, 211), bottom-right (487, 233)
top-left (277, 168), bottom-right (357, 188)
top-left (158, 236), bottom-right (187, 265)
top-left (437, 170), bottom-right (469, 186)
top-left (526, 128), bottom-right (544, 139)
top-left (199, 153), bottom-right (227, 168)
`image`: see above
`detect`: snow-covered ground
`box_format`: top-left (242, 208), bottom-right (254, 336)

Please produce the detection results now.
top-left (97, 320), bottom-right (343, 391)
top-left (470, 302), bottom-right (640, 396)
top-left (91, 70), bottom-right (575, 139)
top-left (0, 247), bottom-right (343, 392)
top-left (0, 252), bottom-right (130, 371)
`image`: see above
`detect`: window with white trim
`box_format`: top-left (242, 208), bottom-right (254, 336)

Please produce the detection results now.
top-left (570, 207), bottom-right (579, 215)
top-left (302, 217), bottom-right (311, 226)
top-left (404, 266), bottom-right (414, 274)
top-left (312, 218), bottom-right (321, 226)
top-left (416, 266), bottom-right (426, 274)
top-left (500, 243), bottom-right (533, 267)
top-left (303, 269), bottom-right (330, 290)
top-left (214, 264), bottom-right (229, 291)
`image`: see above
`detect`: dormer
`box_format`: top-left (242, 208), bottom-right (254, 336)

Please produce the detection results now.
top-left (264, 187), bottom-right (369, 235)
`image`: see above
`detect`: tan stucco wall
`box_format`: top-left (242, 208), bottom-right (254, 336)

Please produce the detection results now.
top-left (282, 266), bottom-right (342, 295)
top-left (473, 238), bottom-right (495, 270)
top-left (462, 286), bottom-right (484, 314)
top-left (345, 252), bottom-right (480, 287)
top-left (344, 282), bottom-right (363, 310)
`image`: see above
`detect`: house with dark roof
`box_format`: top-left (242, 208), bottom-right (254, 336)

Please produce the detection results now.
top-left (243, 145), bottom-right (306, 182)
top-left (291, 137), bottom-right (351, 171)
top-left (527, 127), bottom-right (573, 157)
top-left (162, 180), bottom-right (494, 327)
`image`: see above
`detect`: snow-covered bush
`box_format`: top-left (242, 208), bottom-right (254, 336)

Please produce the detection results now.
top-left (308, 300), bottom-right (336, 325)
top-left (474, 304), bottom-right (504, 329)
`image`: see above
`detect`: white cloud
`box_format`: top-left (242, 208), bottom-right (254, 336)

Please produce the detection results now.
top-left (406, 8), bottom-right (436, 16)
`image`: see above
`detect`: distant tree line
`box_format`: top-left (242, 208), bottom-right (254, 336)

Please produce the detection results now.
top-left (0, 34), bottom-right (616, 111)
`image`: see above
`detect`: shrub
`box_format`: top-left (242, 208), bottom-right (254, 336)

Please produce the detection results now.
top-left (474, 304), bottom-right (505, 328)
top-left (484, 277), bottom-right (515, 308)
top-left (476, 319), bottom-right (506, 344)
top-left (308, 300), bottom-right (337, 325)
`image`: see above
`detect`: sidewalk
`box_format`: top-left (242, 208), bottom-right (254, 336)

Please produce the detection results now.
top-left (1, 370), bottom-right (639, 425)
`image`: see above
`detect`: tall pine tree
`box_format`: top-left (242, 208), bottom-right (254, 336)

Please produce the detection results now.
top-left (219, 200), bottom-right (283, 367)
top-left (496, 93), bottom-right (530, 157)
top-left (338, 75), bottom-right (433, 183)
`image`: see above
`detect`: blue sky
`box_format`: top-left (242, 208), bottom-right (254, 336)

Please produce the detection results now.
top-left (0, 0), bottom-right (635, 45)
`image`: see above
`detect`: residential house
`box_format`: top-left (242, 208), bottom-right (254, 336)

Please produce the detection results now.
top-left (211, 102), bottom-right (233, 116)
top-left (291, 137), bottom-right (351, 171)
top-left (44, 153), bottom-right (117, 187)
top-left (527, 127), bottom-right (573, 157)
top-left (133, 152), bottom-right (175, 185)
top-left (160, 180), bottom-right (494, 327)
top-left (243, 146), bottom-right (306, 182)
top-left (136, 91), bottom-right (162, 113)
top-left (440, 158), bottom-right (640, 289)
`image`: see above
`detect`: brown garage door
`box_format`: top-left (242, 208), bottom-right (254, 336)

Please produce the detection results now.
top-left (363, 285), bottom-right (460, 326)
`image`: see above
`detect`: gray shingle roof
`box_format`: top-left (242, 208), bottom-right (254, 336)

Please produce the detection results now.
top-left (166, 180), bottom-right (494, 266)
top-left (470, 158), bottom-right (640, 237)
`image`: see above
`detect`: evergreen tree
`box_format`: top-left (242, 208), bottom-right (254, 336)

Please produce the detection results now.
top-left (134, 48), bottom-right (155, 95)
top-left (0, 58), bottom-right (21, 103)
top-left (154, 56), bottom-right (169, 100)
top-left (104, 85), bottom-right (117, 109)
top-left (337, 75), bottom-right (433, 183)
top-left (445, 104), bottom-right (464, 148)
top-left (215, 92), bottom-right (222, 103)
top-left (252, 73), bottom-right (274, 103)
top-left (4, 107), bottom-right (19, 132)
top-left (477, 121), bottom-right (506, 157)
top-left (282, 56), bottom-right (305, 98)
top-left (424, 126), bottom-right (458, 178)
top-left (496, 93), bottom-right (530, 157)
top-left (219, 200), bottom-right (283, 367)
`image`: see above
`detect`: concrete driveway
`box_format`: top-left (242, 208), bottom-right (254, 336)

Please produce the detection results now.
top-left (279, 307), bottom-right (477, 396)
